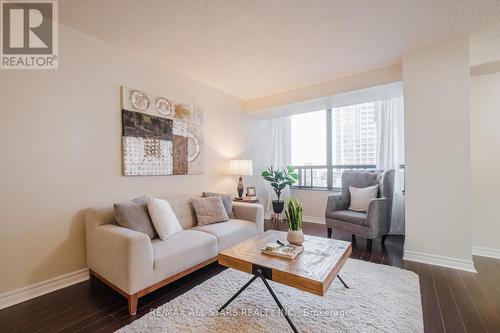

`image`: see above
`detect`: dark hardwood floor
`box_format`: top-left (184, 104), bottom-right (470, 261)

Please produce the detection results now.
top-left (1, 221), bottom-right (499, 333)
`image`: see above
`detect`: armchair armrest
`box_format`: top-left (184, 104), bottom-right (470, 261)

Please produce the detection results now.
top-left (325, 194), bottom-right (348, 218)
top-left (366, 197), bottom-right (390, 237)
top-left (232, 202), bottom-right (264, 233)
top-left (85, 209), bottom-right (154, 294)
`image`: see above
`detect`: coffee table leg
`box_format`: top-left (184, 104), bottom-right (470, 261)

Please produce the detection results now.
top-left (218, 269), bottom-right (299, 333)
top-left (218, 274), bottom-right (259, 312)
top-left (259, 272), bottom-right (299, 333)
top-left (337, 274), bottom-right (350, 289)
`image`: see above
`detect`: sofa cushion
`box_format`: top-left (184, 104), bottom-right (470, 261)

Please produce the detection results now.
top-left (193, 219), bottom-right (258, 251)
top-left (192, 196), bottom-right (229, 225)
top-left (328, 210), bottom-right (367, 226)
top-left (147, 196), bottom-right (183, 240)
top-left (114, 196), bottom-right (158, 239)
top-left (202, 192), bottom-right (235, 219)
top-left (151, 230), bottom-right (218, 279)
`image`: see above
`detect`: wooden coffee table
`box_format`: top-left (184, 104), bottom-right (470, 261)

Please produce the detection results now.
top-left (218, 230), bottom-right (352, 332)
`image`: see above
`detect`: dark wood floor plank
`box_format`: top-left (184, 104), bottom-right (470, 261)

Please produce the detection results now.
top-left (446, 268), bottom-right (487, 333)
top-left (404, 260), bottom-right (419, 274)
top-left (57, 301), bottom-right (124, 333)
top-left (418, 263), bottom-right (445, 333)
top-left (76, 314), bottom-right (118, 333)
top-left (2, 283), bottom-right (114, 333)
top-left (459, 261), bottom-right (500, 333)
top-left (0, 282), bottom-right (103, 329)
top-left (431, 266), bottom-right (467, 333)
top-left (474, 256), bottom-right (500, 319)
top-left (14, 285), bottom-right (117, 332)
top-left (30, 292), bottom-right (124, 333)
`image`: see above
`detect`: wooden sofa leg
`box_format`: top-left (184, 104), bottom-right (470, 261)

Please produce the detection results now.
top-left (128, 294), bottom-right (138, 315)
top-left (327, 227), bottom-right (332, 239)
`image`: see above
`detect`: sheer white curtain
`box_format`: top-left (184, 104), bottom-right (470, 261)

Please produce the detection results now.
top-left (375, 97), bottom-right (405, 234)
top-left (264, 116), bottom-right (291, 217)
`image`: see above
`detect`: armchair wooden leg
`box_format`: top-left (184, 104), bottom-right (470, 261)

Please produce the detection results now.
top-left (367, 239), bottom-right (373, 252)
top-left (327, 227), bottom-right (332, 239)
top-left (381, 235), bottom-right (387, 244)
top-left (128, 294), bottom-right (138, 315)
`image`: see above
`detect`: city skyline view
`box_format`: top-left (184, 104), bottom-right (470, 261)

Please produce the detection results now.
top-left (291, 102), bottom-right (379, 188)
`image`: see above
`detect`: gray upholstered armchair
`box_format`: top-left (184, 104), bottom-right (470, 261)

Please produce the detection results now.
top-left (325, 169), bottom-right (395, 251)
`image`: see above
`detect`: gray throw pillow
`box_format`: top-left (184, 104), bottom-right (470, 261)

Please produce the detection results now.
top-left (114, 196), bottom-right (158, 239)
top-left (192, 196), bottom-right (229, 226)
top-left (202, 192), bottom-right (235, 219)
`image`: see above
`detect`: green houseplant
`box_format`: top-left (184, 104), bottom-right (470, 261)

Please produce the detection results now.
top-left (261, 166), bottom-right (298, 214)
top-left (285, 197), bottom-right (304, 245)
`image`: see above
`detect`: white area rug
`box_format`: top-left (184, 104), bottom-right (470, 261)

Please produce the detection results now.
top-left (117, 259), bottom-right (423, 333)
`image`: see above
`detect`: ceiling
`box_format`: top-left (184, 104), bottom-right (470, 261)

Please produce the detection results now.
top-left (59, 0), bottom-right (500, 99)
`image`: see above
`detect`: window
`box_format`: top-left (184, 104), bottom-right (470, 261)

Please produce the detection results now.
top-left (291, 110), bottom-right (326, 166)
top-left (291, 110), bottom-right (328, 188)
top-left (291, 102), bottom-right (380, 189)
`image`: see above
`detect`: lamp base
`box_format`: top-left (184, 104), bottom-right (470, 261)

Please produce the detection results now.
top-left (237, 176), bottom-right (244, 199)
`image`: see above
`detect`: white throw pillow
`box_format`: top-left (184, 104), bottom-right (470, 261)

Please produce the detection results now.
top-left (147, 196), bottom-right (183, 240)
top-left (348, 185), bottom-right (379, 212)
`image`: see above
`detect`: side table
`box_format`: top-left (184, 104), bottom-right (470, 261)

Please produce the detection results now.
top-left (233, 197), bottom-right (259, 204)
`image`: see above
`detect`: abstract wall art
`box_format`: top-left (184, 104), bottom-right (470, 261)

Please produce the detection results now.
top-left (120, 86), bottom-right (204, 176)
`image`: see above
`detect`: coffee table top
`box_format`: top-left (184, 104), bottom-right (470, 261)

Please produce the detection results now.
top-left (218, 230), bottom-right (352, 296)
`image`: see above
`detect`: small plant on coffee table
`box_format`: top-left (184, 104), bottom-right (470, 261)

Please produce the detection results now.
top-left (285, 198), bottom-right (302, 231)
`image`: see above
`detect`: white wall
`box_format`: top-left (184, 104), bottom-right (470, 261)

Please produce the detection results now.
top-left (0, 24), bottom-right (267, 294)
top-left (402, 38), bottom-right (474, 271)
top-left (470, 72), bottom-right (500, 258)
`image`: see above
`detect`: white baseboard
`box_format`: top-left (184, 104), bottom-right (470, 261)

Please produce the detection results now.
top-left (302, 216), bottom-right (326, 224)
top-left (472, 246), bottom-right (500, 259)
top-left (404, 250), bottom-right (477, 273)
top-left (0, 268), bottom-right (89, 310)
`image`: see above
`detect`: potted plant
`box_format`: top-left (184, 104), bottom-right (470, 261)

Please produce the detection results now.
top-left (261, 166), bottom-right (298, 214)
top-left (285, 197), bottom-right (304, 245)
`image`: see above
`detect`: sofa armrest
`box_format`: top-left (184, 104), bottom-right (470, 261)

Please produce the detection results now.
top-left (232, 202), bottom-right (264, 233)
top-left (325, 194), bottom-right (348, 218)
top-left (85, 210), bottom-right (154, 294)
top-left (366, 197), bottom-right (390, 237)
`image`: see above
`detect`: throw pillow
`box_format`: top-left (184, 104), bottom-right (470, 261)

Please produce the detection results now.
top-left (202, 192), bottom-right (235, 219)
top-left (114, 196), bottom-right (158, 239)
top-left (192, 196), bottom-right (229, 226)
top-left (147, 196), bottom-right (183, 240)
top-left (348, 185), bottom-right (379, 212)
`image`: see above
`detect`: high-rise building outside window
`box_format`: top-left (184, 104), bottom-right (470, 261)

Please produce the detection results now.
top-left (291, 102), bottom-right (379, 189)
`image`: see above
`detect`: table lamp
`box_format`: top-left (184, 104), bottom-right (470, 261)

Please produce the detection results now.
top-left (229, 160), bottom-right (253, 199)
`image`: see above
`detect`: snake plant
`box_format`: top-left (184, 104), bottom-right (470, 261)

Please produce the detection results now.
top-left (285, 198), bottom-right (303, 231)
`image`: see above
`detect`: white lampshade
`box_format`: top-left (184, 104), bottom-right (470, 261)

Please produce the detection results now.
top-left (229, 160), bottom-right (253, 176)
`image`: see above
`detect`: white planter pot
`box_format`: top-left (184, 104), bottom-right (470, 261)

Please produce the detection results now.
top-left (287, 229), bottom-right (304, 246)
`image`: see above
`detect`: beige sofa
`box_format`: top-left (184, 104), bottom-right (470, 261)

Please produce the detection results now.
top-left (84, 195), bottom-right (264, 315)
